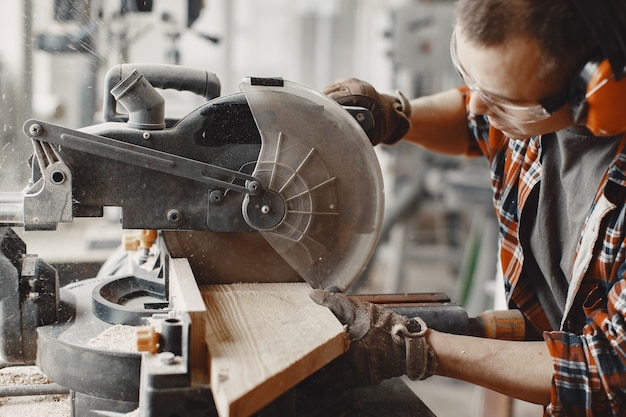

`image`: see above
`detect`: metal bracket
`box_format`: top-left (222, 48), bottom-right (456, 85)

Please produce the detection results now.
top-left (22, 140), bottom-right (73, 230)
top-left (23, 119), bottom-right (262, 195)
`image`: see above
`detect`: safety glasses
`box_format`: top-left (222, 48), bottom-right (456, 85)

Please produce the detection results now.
top-left (450, 30), bottom-right (568, 124)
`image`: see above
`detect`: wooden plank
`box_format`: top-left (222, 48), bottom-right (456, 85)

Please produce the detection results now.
top-left (169, 257), bottom-right (208, 376)
top-left (201, 282), bottom-right (349, 417)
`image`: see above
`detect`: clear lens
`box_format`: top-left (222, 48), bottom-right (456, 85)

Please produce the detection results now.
top-left (472, 89), bottom-right (551, 124)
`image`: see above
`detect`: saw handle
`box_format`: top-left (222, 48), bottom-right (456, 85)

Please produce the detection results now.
top-left (467, 309), bottom-right (526, 341)
top-left (103, 63), bottom-right (222, 123)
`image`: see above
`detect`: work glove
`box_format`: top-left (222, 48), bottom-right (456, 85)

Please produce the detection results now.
top-left (310, 289), bottom-right (437, 386)
top-left (323, 78), bottom-right (412, 146)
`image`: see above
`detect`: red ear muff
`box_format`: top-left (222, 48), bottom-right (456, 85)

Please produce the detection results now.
top-left (571, 58), bottom-right (626, 136)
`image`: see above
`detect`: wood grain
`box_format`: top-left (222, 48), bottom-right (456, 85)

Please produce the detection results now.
top-left (201, 282), bottom-right (349, 417)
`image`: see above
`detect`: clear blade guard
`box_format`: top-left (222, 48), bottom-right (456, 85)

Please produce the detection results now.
top-left (240, 78), bottom-right (384, 291)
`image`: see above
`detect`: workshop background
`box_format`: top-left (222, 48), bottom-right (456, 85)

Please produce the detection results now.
top-left (0, 0), bottom-right (540, 416)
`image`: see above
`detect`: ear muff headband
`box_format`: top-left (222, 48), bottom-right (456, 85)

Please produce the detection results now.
top-left (570, 0), bottom-right (626, 136)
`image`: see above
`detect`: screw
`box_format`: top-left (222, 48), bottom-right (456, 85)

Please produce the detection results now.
top-left (261, 205), bottom-right (271, 215)
top-left (247, 181), bottom-right (260, 194)
top-left (142, 131), bottom-right (151, 140)
top-left (356, 112), bottom-right (365, 122)
top-left (29, 124), bottom-right (42, 136)
top-left (209, 190), bottom-right (223, 204)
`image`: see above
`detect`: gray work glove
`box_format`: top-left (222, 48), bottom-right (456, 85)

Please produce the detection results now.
top-left (323, 78), bottom-right (411, 146)
top-left (310, 289), bottom-right (437, 386)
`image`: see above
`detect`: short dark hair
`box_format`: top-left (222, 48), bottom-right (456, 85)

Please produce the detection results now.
top-left (455, 0), bottom-right (625, 84)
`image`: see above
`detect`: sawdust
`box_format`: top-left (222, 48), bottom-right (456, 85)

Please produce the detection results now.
top-left (0, 395), bottom-right (71, 417)
top-left (87, 324), bottom-right (138, 352)
top-left (0, 366), bottom-right (70, 417)
top-left (0, 366), bottom-right (52, 386)
top-left (0, 394), bottom-right (70, 417)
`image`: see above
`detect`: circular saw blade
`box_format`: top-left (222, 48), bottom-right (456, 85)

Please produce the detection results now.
top-left (240, 78), bottom-right (384, 291)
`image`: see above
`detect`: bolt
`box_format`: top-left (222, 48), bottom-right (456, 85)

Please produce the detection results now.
top-left (356, 112), bottom-right (365, 122)
top-left (142, 131), bottom-right (151, 140)
top-left (29, 124), bottom-right (42, 137)
top-left (261, 205), bottom-right (271, 215)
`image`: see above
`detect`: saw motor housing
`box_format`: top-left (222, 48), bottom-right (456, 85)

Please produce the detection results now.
top-left (9, 64), bottom-right (384, 290)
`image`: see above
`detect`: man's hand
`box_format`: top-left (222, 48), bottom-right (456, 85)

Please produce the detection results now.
top-left (323, 78), bottom-right (411, 146)
top-left (310, 289), bottom-right (436, 385)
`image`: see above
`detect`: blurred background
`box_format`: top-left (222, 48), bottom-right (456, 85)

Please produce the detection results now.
top-left (0, 1), bottom-right (540, 416)
top-left (0, 0), bottom-right (461, 187)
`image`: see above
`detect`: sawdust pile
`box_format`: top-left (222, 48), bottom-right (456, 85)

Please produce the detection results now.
top-left (87, 324), bottom-right (138, 352)
top-left (0, 366), bottom-right (52, 386)
top-left (0, 366), bottom-right (70, 417)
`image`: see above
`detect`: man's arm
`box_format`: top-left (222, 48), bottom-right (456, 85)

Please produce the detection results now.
top-left (403, 88), bottom-right (474, 155)
top-left (310, 290), bottom-right (554, 406)
top-left (426, 329), bottom-right (553, 405)
top-left (404, 87), bottom-right (556, 402)
top-left (323, 79), bottom-right (472, 151)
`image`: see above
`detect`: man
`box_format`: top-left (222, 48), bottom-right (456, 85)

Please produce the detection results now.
top-left (311, 1), bottom-right (626, 416)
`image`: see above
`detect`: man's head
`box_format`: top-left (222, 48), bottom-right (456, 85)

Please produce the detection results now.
top-left (453, 0), bottom-right (626, 138)
top-left (455, 0), bottom-right (601, 85)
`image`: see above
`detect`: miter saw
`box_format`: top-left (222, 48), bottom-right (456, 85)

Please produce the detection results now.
top-left (0, 64), bottom-right (470, 416)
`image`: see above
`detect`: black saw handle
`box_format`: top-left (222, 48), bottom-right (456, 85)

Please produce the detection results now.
top-left (103, 63), bottom-right (221, 123)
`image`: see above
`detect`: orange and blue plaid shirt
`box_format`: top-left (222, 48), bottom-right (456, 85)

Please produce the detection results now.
top-left (467, 110), bottom-right (626, 416)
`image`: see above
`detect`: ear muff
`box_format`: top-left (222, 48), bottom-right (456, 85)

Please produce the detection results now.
top-left (570, 0), bottom-right (626, 136)
top-left (570, 58), bottom-right (626, 136)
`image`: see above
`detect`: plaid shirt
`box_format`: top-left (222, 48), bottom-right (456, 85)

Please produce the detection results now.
top-left (466, 110), bottom-right (626, 416)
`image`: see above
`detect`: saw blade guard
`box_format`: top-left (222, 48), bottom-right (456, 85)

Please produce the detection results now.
top-left (240, 78), bottom-right (384, 291)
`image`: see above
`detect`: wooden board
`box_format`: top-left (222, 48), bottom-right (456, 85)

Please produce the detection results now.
top-left (168, 257), bottom-right (208, 377)
top-left (201, 282), bottom-right (349, 417)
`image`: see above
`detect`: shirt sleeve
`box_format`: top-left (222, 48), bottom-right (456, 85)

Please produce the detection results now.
top-left (543, 276), bottom-right (626, 416)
